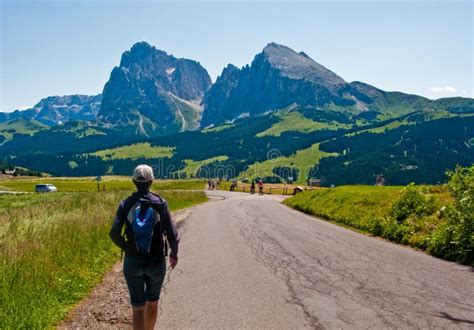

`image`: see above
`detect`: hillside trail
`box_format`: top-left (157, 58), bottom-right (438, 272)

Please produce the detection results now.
top-left (57, 206), bottom-right (196, 329)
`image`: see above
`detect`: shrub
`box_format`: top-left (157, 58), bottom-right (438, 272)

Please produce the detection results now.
top-left (428, 165), bottom-right (473, 265)
top-left (389, 183), bottom-right (436, 223)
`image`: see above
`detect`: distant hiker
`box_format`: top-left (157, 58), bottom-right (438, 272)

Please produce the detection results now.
top-left (250, 180), bottom-right (256, 194)
top-left (207, 180), bottom-right (212, 190)
top-left (258, 180), bottom-right (264, 195)
top-left (230, 180), bottom-right (237, 191)
top-left (109, 164), bottom-right (179, 330)
top-left (211, 180), bottom-right (216, 190)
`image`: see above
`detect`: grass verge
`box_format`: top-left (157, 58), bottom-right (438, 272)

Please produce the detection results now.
top-left (283, 184), bottom-right (472, 265)
top-left (0, 189), bottom-right (207, 328)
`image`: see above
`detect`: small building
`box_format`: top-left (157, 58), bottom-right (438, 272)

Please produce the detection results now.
top-left (307, 178), bottom-right (321, 187)
top-left (3, 168), bottom-right (16, 175)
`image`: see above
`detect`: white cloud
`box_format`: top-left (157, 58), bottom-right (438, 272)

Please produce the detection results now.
top-left (428, 85), bottom-right (457, 93)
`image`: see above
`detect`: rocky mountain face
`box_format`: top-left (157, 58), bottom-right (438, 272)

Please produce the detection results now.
top-left (3, 41), bottom-right (472, 137)
top-left (0, 94), bottom-right (102, 126)
top-left (98, 42), bottom-right (212, 136)
top-left (201, 43), bottom-right (364, 127)
top-left (201, 43), bottom-right (447, 127)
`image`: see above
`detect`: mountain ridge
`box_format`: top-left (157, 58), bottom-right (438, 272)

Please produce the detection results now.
top-left (0, 94), bottom-right (102, 126)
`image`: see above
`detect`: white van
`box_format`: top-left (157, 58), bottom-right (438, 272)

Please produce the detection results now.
top-left (35, 184), bottom-right (58, 193)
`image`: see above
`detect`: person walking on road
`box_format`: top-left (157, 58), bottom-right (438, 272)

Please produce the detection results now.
top-left (250, 180), bottom-right (256, 194)
top-left (109, 164), bottom-right (179, 330)
top-left (258, 180), bottom-right (264, 195)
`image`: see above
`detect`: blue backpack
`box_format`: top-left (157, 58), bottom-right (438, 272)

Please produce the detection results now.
top-left (127, 200), bottom-right (160, 253)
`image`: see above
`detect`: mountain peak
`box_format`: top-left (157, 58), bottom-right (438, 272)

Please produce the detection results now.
top-left (130, 41), bottom-right (154, 51)
top-left (260, 42), bottom-right (345, 85)
top-left (263, 42), bottom-right (289, 51)
top-left (99, 42), bottom-right (212, 135)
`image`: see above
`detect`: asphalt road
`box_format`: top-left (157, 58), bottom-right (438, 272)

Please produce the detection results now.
top-left (158, 191), bottom-right (474, 329)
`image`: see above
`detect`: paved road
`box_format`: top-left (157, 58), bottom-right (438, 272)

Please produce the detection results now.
top-left (158, 191), bottom-right (474, 329)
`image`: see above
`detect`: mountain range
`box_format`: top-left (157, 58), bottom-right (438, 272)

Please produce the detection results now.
top-left (1, 41), bottom-right (472, 185)
top-left (0, 94), bottom-right (101, 126)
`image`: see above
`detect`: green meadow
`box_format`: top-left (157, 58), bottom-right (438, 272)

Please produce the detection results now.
top-left (0, 177), bottom-right (205, 192)
top-left (256, 110), bottom-right (349, 137)
top-left (0, 179), bottom-right (208, 328)
top-left (178, 156), bottom-right (229, 177)
top-left (91, 142), bottom-right (174, 160)
top-left (241, 143), bottom-right (338, 183)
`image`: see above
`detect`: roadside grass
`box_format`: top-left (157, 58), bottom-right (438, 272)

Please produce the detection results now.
top-left (283, 184), bottom-right (473, 263)
top-left (0, 189), bottom-right (208, 328)
top-left (0, 177), bottom-right (206, 192)
top-left (284, 185), bottom-right (406, 229)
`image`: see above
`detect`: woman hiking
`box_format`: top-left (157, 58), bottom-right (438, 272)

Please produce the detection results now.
top-left (109, 164), bottom-right (179, 330)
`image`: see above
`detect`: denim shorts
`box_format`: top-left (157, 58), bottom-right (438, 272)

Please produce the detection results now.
top-left (123, 255), bottom-right (166, 307)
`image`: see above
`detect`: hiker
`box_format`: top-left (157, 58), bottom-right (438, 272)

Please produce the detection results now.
top-left (250, 180), bottom-right (256, 194)
top-left (207, 179), bottom-right (212, 190)
top-left (109, 164), bottom-right (179, 330)
top-left (230, 180), bottom-right (237, 191)
top-left (258, 180), bottom-right (264, 195)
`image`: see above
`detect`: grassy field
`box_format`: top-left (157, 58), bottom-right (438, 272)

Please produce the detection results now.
top-left (0, 183), bottom-right (208, 328)
top-left (284, 182), bottom-right (472, 265)
top-left (255, 111), bottom-right (348, 137)
top-left (240, 143), bottom-right (338, 183)
top-left (0, 177), bottom-right (206, 192)
top-left (177, 156), bottom-right (229, 178)
top-left (91, 142), bottom-right (174, 160)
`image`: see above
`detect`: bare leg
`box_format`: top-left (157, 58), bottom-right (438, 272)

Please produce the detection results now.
top-left (145, 300), bottom-right (159, 330)
top-left (132, 305), bottom-right (146, 330)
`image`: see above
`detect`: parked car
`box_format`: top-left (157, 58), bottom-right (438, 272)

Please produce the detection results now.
top-left (35, 184), bottom-right (58, 193)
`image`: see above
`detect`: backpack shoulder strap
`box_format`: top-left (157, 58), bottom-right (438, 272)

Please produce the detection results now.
top-left (121, 194), bottom-right (140, 223)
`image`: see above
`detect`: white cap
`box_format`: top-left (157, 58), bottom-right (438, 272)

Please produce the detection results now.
top-left (132, 164), bottom-right (154, 182)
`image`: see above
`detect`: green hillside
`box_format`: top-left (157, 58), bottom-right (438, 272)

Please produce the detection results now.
top-left (1, 101), bottom-right (473, 186)
top-left (0, 118), bottom-right (47, 144)
top-left (91, 142), bottom-right (174, 160)
top-left (255, 110), bottom-right (350, 137)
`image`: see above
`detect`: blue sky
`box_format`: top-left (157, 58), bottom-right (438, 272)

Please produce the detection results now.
top-left (1, 0), bottom-right (472, 112)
